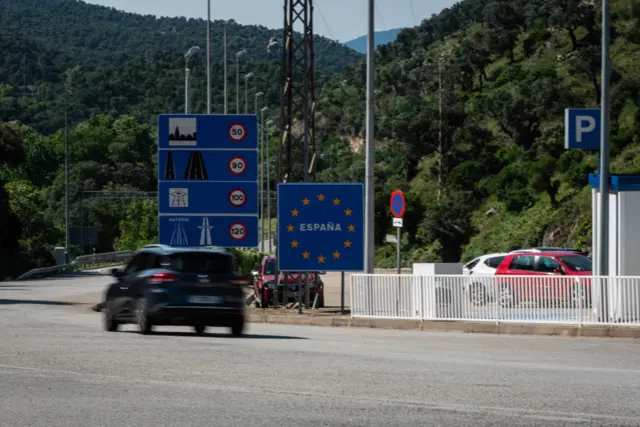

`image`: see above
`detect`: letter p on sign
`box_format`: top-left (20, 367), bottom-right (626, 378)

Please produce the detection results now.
top-left (564, 108), bottom-right (600, 150)
top-left (576, 116), bottom-right (596, 142)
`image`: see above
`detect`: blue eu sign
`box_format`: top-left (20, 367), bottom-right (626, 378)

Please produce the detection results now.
top-left (277, 183), bottom-right (365, 272)
top-left (564, 108), bottom-right (601, 150)
top-left (157, 114), bottom-right (258, 248)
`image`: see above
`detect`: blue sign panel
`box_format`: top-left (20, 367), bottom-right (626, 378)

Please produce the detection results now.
top-left (157, 114), bottom-right (258, 248)
top-left (564, 108), bottom-right (601, 150)
top-left (277, 183), bottom-right (365, 272)
top-left (158, 216), bottom-right (258, 248)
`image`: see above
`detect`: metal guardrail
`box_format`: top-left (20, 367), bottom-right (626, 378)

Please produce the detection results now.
top-left (351, 274), bottom-right (640, 326)
top-left (17, 250), bottom-right (135, 281)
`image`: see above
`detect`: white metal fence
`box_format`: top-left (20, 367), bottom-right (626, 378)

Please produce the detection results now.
top-left (350, 274), bottom-right (640, 326)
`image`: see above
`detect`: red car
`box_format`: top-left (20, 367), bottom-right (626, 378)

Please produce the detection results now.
top-left (252, 255), bottom-right (325, 308)
top-left (494, 251), bottom-right (592, 308)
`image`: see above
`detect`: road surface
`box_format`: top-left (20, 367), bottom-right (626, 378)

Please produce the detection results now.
top-left (1, 275), bottom-right (640, 426)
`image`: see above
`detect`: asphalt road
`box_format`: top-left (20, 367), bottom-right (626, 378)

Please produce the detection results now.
top-left (2, 275), bottom-right (640, 426)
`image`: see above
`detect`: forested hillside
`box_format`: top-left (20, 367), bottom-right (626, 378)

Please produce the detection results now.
top-left (316, 0), bottom-right (640, 266)
top-left (0, 0), bottom-right (360, 134)
top-left (2, 0), bottom-right (640, 279)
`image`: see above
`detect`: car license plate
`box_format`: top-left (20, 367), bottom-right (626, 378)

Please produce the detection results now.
top-left (187, 295), bottom-right (222, 304)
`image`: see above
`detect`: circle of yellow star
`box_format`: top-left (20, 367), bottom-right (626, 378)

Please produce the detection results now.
top-left (333, 197), bottom-right (340, 206)
top-left (302, 197), bottom-right (310, 206)
top-left (317, 255), bottom-right (325, 264)
top-left (317, 193), bottom-right (325, 201)
top-left (287, 224), bottom-right (295, 232)
top-left (348, 224), bottom-right (355, 232)
top-left (291, 240), bottom-right (299, 248)
top-left (302, 251), bottom-right (310, 259)
top-left (344, 208), bottom-right (353, 216)
top-left (344, 240), bottom-right (352, 248)
top-left (333, 251), bottom-right (341, 259)
top-left (291, 208), bottom-right (299, 216)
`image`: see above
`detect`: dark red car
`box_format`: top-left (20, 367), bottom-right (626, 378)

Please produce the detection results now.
top-left (252, 255), bottom-right (325, 308)
top-left (494, 251), bottom-right (592, 308)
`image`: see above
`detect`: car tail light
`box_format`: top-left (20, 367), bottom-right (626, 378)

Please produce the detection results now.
top-left (230, 275), bottom-right (250, 286)
top-left (149, 272), bottom-right (179, 284)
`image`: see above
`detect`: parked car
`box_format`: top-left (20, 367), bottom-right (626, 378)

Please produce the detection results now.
top-left (462, 253), bottom-right (508, 306)
top-left (103, 246), bottom-right (248, 336)
top-left (252, 255), bottom-right (325, 308)
top-left (494, 251), bottom-right (592, 308)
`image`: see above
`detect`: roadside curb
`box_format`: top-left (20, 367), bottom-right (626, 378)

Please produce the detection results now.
top-left (247, 314), bottom-right (640, 338)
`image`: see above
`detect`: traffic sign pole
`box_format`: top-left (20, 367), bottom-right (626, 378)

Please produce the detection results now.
top-left (390, 190), bottom-right (405, 275)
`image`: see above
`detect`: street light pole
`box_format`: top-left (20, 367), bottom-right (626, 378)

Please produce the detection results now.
top-left (224, 26), bottom-right (228, 114)
top-left (64, 83), bottom-right (70, 263)
top-left (364, 0), bottom-right (375, 273)
top-left (206, 0), bottom-right (211, 114)
top-left (266, 119), bottom-right (274, 253)
top-left (598, 0), bottom-right (612, 319)
top-left (184, 46), bottom-right (200, 114)
top-left (260, 106), bottom-right (269, 252)
top-left (235, 50), bottom-right (247, 114)
top-left (244, 72), bottom-right (254, 114)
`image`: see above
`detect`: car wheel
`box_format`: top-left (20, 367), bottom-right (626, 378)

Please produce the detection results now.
top-left (193, 324), bottom-right (206, 335)
top-left (498, 285), bottom-right (515, 308)
top-left (469, 283), bottom-right (487, 306)
top-left (315, 295), bottom-right (325, 309)
top-left (230, 318), bottom-right (245, 337)
top-left (135, 297), bottom-right (153, 335)
top-left (103, 301), bottom-right (119, 332)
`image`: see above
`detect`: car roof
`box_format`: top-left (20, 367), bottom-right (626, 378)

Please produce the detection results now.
top-left (138, 246), bottom-right (232, 256)
top-left (508, 251), bottom-right (588, 257)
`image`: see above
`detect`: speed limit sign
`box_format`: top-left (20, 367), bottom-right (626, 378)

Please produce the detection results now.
top-left (228, 222), bottom-right (247, 241)
top-left (228, 189), bottom-right (247, 207)
top-left (228, 123), bottom-right (247, 142)
top-left (228, 156), bottom-right (247, 175)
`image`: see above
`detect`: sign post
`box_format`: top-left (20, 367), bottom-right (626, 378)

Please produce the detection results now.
top-left (157, 114), bottom-right (259, 248)
top-left (390, 190), bottom-right (405, 275)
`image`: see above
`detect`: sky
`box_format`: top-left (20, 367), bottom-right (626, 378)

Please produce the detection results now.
top-left (83, 0), bottom-right (460, 42)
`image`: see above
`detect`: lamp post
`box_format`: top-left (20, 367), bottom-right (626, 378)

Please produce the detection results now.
top-left (255, 91), bottom-right (264, 117)
top-left (224, 26), bottom-right (228, 114)
top-left (184, 46), bottom-right (201, 114)
top-left (206, 0), bottom-right (211, 114)
top-left (244, 72), bottom-right (254, 114)
top-left (364, 0), bottom-right (375, 273)
top-left (260, 106), bottom-right (269, 252)
top-left (266, 119), bottom-right (274, 253)
top-left (63, 66), bottom-right (79, 263)
top-left (235, 49), bottom-right (247, 114)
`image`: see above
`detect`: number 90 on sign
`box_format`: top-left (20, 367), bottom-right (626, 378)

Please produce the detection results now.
top-left (229, 222), bottom-right (247, 241)
top-left (228, 156), bottom-right (247, 175)
top-left (228, 189), bottom-right (247, 207)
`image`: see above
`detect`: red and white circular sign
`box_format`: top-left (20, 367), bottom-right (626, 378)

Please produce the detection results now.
top-left (229, 222), bottom-right (247, 241)
top-left (228, 156), bottom-right (247, 175)
top-left (228, 123), bottom-right (247, 142)
top-left (228, 189), bottom-right (247, 207)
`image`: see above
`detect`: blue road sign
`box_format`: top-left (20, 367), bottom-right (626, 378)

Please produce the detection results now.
top-left (277, 183), bottom-right (365, 272)
top-left (157, 114), bottom-right (258, 248)
top-left (390, 189), bottom-right (405, 218)
top-left (564, 108), bottom-right (601, 150)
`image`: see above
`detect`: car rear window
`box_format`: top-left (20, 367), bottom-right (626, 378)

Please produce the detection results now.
top-left (558, 255), bottom-right (592, 272)
top-left (264, 259), bottom-right (276, 275)
top-left (485, 256), bottom-right (505, 269)
top-left (164, 252), bottom-right (234, 275)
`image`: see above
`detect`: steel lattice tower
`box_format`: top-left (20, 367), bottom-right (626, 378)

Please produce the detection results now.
top-left (278, 0), bottom-right (316, 184)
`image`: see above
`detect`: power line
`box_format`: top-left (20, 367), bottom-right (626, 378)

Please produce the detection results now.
top-left (316, 1), bottom-right (337, 41)
top-left (408, 0), bottom-right (417, 26)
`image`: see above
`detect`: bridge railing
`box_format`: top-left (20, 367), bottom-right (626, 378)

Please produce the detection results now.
top-left (17, 250), bottom-right (135, 281)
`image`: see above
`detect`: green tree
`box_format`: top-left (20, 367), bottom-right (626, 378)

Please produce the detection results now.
top-left (115, 199), bottom-right (158, 251)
